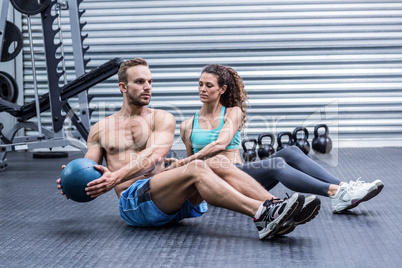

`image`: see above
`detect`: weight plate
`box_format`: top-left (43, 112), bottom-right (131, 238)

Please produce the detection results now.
top-left (0, 71), bottom-right (19, 103)
top-left (1, 21), bottom-right (23, 62)
top-left (10, 0), bottom-right (51, 16)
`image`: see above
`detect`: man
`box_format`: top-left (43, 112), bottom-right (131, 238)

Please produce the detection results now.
top-left (57, 58), bottom-right (310, 239)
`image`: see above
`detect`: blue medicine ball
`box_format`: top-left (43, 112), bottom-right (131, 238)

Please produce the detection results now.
top-left (60, 158), bottom-right (102, 202)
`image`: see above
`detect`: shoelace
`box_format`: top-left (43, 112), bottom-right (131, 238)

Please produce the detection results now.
top-left (263, 198), bottom-right (281, 207)
top-left (342, 182), bottom-right (361, 195)
top-left (283, 193), bottom-right (291, 201)
top-left (348, 177), bottom-right (366, 188)
top-left (265, 193), bottom-right (290, 205)
top-left (263, 193), bottom-right (292, 208)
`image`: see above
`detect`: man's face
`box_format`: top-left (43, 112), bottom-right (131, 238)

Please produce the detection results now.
top-left (120, 65), bottom-right (153, 107)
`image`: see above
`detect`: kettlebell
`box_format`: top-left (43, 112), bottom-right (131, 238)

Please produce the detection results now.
top-left (277, 132), bottom-right (293, 152)
top-left (257, 133), bottom-right (275, 159)
top-left (292, 127), bottom-right (310, 155)
top-left (312, 124), bottom-right (332, 154)
top-left (242, 139), bottom-right (257, 162)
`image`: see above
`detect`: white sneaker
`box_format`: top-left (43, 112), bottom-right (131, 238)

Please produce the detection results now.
top-left (330, 183), bottom-right (370, 213)
top-left (349, 178), bottom-right (384, 202)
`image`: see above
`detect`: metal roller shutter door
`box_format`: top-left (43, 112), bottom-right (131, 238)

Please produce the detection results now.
top-left (20, 0), bottom-right (402, 149)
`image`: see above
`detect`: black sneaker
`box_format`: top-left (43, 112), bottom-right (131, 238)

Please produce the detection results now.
top-left (275, 195), bottom-right (321, 236)
top-left (254, 193), bottom-right (304, 239)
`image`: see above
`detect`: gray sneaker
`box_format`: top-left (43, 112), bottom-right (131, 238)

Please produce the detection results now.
top-left (275, 195), bottom-right (321, 236)
top-left (254, 193), bottom-right (304, 239)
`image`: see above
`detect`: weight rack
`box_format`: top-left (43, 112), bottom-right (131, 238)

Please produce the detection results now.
top-left (0, 0), bottom-right (122, 171)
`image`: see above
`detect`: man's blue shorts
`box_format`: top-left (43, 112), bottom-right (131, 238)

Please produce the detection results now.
top-left (118, 177), bottom-right (208, 227)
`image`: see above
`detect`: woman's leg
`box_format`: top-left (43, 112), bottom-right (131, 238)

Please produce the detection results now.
top-left (274, 146), bottom-right (384, 205)
top-left (238, 157), bottom-right (332, 196)
top-left (204, 155), bottom-right (277, 201)
top-left (273, 146), bottom-right (342, 185)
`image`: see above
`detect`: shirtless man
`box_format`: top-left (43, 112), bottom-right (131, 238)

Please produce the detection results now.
top-left (57, 58), bottom-right (306, 239)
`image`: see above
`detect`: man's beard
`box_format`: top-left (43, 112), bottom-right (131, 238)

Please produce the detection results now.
top-left (128, 94), bottom-right (150, 107)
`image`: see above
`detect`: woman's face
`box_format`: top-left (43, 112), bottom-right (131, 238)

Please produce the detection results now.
top-left (198, 72), bottom-right (226, 104)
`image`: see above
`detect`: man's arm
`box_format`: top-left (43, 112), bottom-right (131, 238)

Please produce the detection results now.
top-left (86, 110), bottom-right (176, 198)
top-left (85, 121), bottom-right (105, 164)
top-left (112, 109), bottom-right (176, 181)
top-left (56, 121), bottom-right (104, 199)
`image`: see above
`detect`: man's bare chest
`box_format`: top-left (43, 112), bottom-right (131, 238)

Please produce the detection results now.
top-left (99, 117), bottom-right (153, 153)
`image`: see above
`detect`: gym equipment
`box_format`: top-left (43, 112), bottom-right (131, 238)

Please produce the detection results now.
top-left (257, 132), bottom-right (275, 159)
top-left (0, 1), bottom-right (9, 62)
top-left (277, 132), bottom-right (293, 152)
top-left (0, 58), bottom-right (123, 121)
top-left (10, 0), bottom-right (51, 15)
top-left (0, 71), bottom-right (18, 102)
top-left (242, 139), bottom-right (257, 162)
top-left (0, 57), bottom-right (123, 154)
top-left (60, 158), bottom-right (102, 202)
top-left (292, 127), bottom-right (310, 155)
top-left (33, 151), bottom-right (68, 158)
top-left (312, 124), bottom-right (332, 154)
top-left (0, 0), bottom-right (124, 171)
top-left (27, 12), bottom-right (44, 139)
top-left (1, 21), bottom-right (23, 62)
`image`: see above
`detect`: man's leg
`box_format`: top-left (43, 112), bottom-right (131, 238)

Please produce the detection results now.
top-left (152, 159), bottom-right (304, 239)
top-left (205, 155), bottom-right (321, 237)
top-left (149, 159), bottom-right (261, 217)
top-left (204, 155), bottom-right (277, 201)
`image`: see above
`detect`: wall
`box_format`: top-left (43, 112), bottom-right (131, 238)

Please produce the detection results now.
top-left (18, 0), bottom-right (402, 149)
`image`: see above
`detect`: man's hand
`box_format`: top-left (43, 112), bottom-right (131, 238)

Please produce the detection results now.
top-left (56, 165), bottom-right (69, 200)
top-left (85, 165), bottom-right (116, 198)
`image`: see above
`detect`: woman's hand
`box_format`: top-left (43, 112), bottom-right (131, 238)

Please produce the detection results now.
top-left (164, 158), bottom-right (186, 171)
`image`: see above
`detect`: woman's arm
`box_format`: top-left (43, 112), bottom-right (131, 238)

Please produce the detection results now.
top-left (180, 117), bottom-right (195, 157)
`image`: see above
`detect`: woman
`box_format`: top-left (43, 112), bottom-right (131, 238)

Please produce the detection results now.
top-left (169, 64), bottom-right (383, 220)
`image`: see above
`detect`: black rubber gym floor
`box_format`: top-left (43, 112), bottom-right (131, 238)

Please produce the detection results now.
top-left (1, 148), bottom-right (401, 268)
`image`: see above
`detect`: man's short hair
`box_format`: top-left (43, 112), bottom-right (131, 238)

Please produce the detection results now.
top-left (118, 58), bottom-right (149, 84)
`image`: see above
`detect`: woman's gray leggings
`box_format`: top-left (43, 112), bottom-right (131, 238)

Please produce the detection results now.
top-left (236, 146), bottom-right (341, 196)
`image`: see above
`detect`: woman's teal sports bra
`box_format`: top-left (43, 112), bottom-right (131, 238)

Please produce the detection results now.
top-left (191, 106), bottom-right (241, 154)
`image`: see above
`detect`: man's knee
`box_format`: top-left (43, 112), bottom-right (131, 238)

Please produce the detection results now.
top-left (186, 160), bottom-right (219, 185)
top-left (188, 159), bottom-right (210, 172)
top-left (205, 154), bottom-right (232, 171)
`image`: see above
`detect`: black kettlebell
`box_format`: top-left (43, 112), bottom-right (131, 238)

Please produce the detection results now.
top-left (257, 133), bottom-right (275, 159)
top-left (312, 124), bottom-right (332, 154)
top-left (277, 132), bottom-right (293, 152)
top-left (292, 127), bottom-right (310, 155)
top-left (242, 139), bottom-right (257, 162)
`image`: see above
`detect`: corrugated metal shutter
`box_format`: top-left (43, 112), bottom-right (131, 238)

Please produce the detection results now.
top-left (21, 0), bottom-right (402, 150)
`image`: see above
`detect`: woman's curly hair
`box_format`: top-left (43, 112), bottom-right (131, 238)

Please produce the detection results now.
top-left (201, 64), bottom-right (248, 129)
